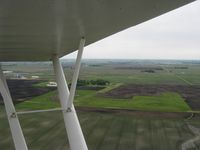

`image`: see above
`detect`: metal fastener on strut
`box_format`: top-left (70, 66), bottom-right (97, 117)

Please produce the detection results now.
top-left (10, 112), bottom-right (17, 118)
top-left (66, 107), bottom-right (72, 112)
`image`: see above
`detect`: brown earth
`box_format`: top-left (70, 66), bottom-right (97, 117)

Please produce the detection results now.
top-left (76, 106), bottom-right (200, 119)
top-left (114, 66), bottom-right (163, 70)
top-left (0, 79), bottom-right (55, 103)
top-left (103, 84), bottom-right (200, 110)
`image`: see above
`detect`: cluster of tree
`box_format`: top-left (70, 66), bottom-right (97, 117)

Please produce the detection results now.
top-left (76, 79), bottom-right (110, 86)
top-left (141, 69), bottom-right (155, 73)
top-left (174, 66), bottom-right (188, 69)
top-left (115, 66), bottom-right (163, 70)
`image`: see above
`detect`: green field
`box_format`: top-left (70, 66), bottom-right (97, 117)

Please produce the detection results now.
top-left (11, 61), bottom-right (194, 112)
top-left (0, 106), bottom-right (199, 150)
top-left (3, 60), bottom-right (200, 85)
top-left (74, 90), bottom-right (191, 112)
top-left (1, 60), bottom-right (200, 149)
top-left (131, 92), bottom-right (191, 112)
top-left (14, 89), bottom-right (191, 113)
top-left (16, 91), bottom-right (60, 110)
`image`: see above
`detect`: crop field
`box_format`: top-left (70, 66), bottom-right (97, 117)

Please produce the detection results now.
top-left (0, 79), bottom-right (199, 112)
top-left (1, 60), bottom-right (200, 149)
top-left (103, 84), bottom-right (200, 111)
top-left (13, 86), bottom-right (191, 112)
top-left (0, 79), bottom-right (54, 104)
top-left (2, 60), bottom-right (200, 85)
top-left (74, 90), bottom-right (191, 112)
top-left (1, 106), bottom-right (200, 150)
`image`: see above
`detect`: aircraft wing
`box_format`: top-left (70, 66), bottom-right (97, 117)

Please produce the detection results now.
top-left (0, 0), bottom-right (195, 61)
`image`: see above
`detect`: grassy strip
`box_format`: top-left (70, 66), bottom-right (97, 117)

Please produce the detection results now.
top-left (131, 92), bottom-right (191, 112)
top-left (75, 90), bottom-right (191, 112)
top-left (97, 83), bottom-right (123, 94)
top-left (16, 91), bottom-right (60, 110)
top-left (14, 87), bottom-right (191, 112)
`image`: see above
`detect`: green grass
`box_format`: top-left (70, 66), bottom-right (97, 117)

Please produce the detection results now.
top-left (14, 90), bottom-right (190, 113)
top-left (97, 83), bottom-right (123, 94)
top-left (16, 91), bottom-right (60, 111)
top-left (75, 90), bottom-right (191, 112)
top-left (131, 92), bottom-right (191, 112)
top-left (14, 84), bottom-right (191, 113)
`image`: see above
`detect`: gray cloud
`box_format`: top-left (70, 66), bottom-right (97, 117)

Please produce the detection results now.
top-left (64, 1), bottom-right (200, 60)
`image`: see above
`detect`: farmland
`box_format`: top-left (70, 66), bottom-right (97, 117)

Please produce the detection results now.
top-left (3, 59), bottom-right (200, 85)
top-left (1, 59), bottom-right (200, 149)
top-left (0, 79), bottom-right (55, 104)
top-left (0, 106), bottom-right (200, 150)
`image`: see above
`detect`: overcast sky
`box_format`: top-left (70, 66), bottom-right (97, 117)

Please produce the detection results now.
top-left (64, 1), bottom-right (200, 60)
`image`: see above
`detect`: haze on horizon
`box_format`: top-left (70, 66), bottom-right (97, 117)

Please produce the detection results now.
top-left (63, 1), bottom-right (200, 60)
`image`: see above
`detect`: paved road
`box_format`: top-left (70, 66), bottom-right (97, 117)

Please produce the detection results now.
top-left (182, 124), bottom-right (200, 150)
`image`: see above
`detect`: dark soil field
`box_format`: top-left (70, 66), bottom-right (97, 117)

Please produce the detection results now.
top-left (76, 106), bottom-right (195, 119)
top-left (104, 84), bottom-right (200, 110)
top-left (0, 79), bottom-right (55, 103)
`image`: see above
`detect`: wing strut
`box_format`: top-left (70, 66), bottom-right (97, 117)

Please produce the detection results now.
top-left (0, 66), bottom-right (28, 150)
top-left (52, 37), bottom-right (88, 150)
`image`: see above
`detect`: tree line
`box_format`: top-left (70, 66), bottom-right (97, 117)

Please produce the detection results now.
top-left (75, 79), bottom-right (110, 86)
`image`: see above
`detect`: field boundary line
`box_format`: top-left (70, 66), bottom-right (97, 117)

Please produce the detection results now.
top-left (182, 124), bottom-right (200, 150)
top-left (175, 75), bottom-right (193, 86)
top-left (17, 108), bottom-right (63, 115)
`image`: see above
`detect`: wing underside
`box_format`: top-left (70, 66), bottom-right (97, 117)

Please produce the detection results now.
top-left (0, 0), bottom-right (195, 61)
